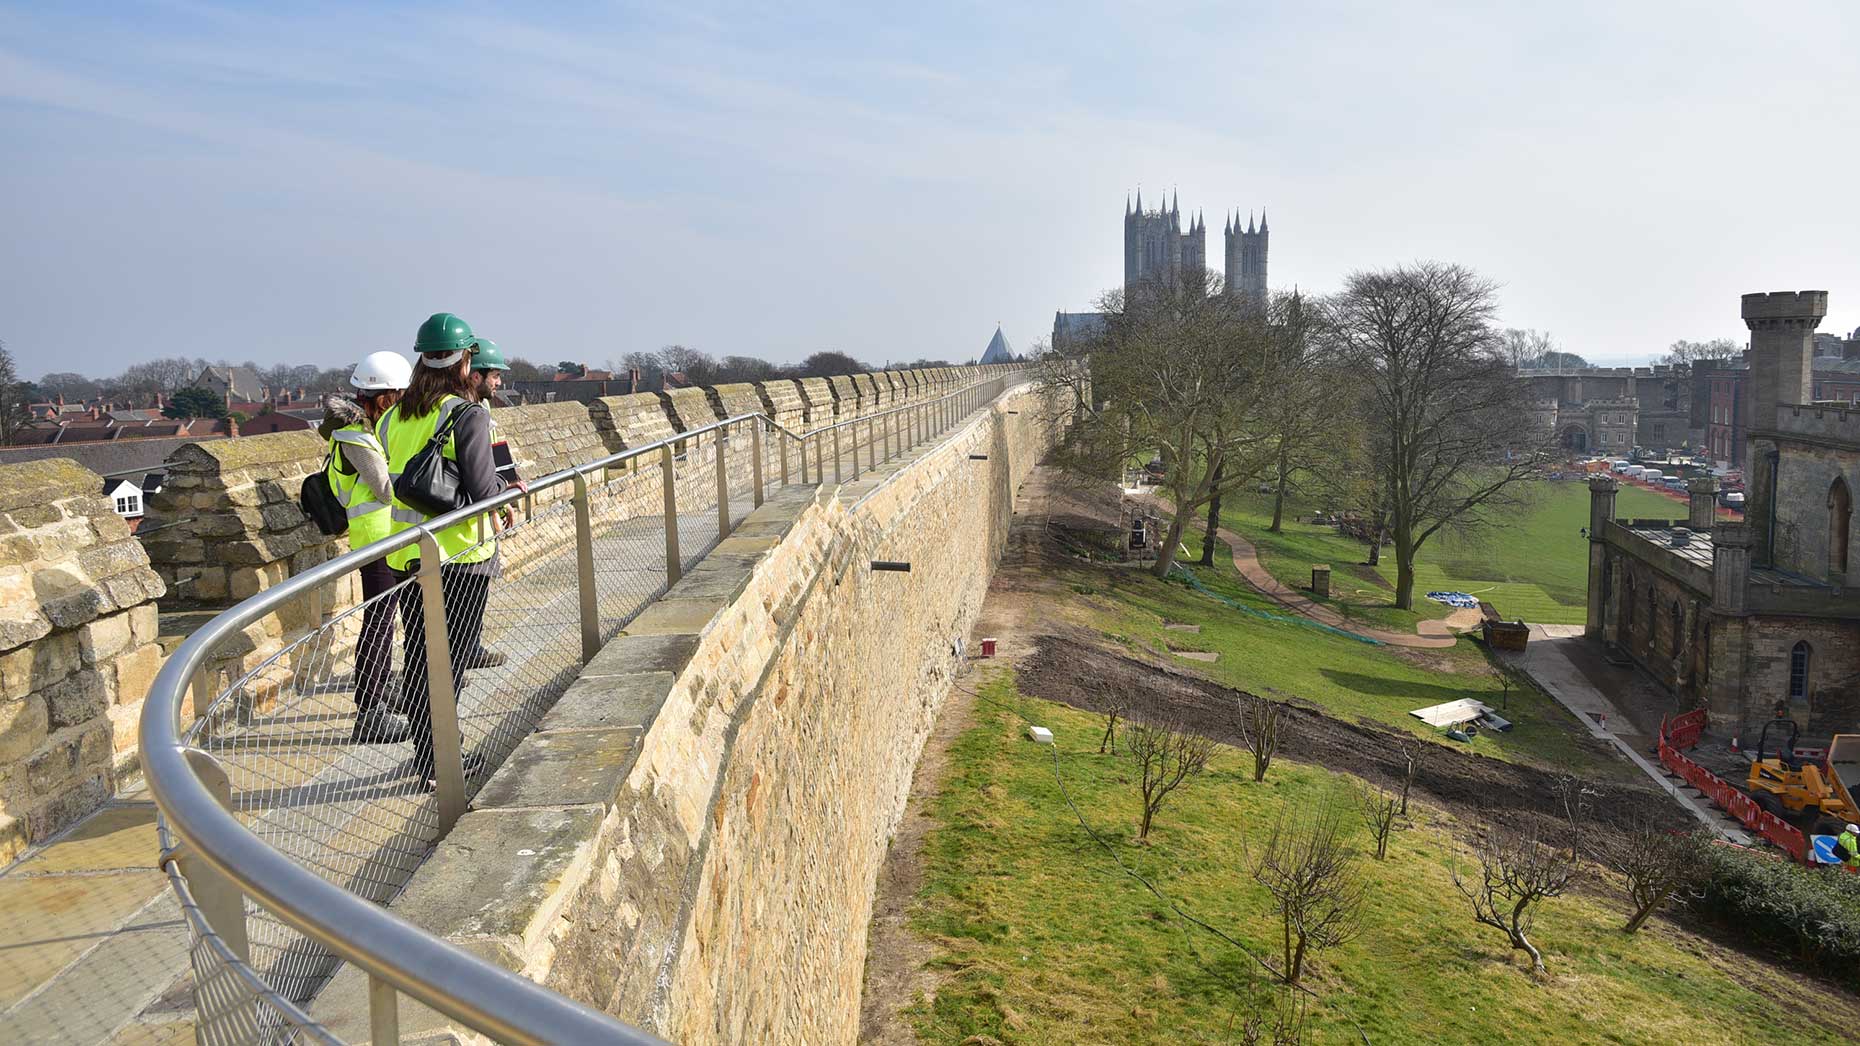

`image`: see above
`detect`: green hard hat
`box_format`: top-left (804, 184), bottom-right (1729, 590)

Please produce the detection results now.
top-left (414, 312), bottom-right (475, 355)
top-left (470, 337), bottom-right (509, 371)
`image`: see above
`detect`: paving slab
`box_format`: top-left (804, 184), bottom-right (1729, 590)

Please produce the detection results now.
top-left (9, 804), bottom-right (160, 875)
top-left (0, 869), bottom-right (168, 1012)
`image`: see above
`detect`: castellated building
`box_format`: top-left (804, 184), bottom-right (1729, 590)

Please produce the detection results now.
top-left (1121, 190), bottom-right (1269, 304)
top-left (1585, 290), bottom-right (1859, 739)
top-left (1520, 365), bottom-right (1699, 455)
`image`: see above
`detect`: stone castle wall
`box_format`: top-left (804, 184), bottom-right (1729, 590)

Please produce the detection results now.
top-left (0, 365), bottom-right (1013, 865)
top-left (0, 460), bottom-right (167, 861)
top-left (308, 370), bottom-right (1060, 1043)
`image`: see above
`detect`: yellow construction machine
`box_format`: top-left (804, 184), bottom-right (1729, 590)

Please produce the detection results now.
top-left (1745, 719), bottom-right (1860, 834)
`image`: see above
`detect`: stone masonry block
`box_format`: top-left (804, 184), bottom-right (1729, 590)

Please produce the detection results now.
top-left (77, 614), bottom-right (133, 666)
top-left (542, 671), bottom-right (677, 734)
top-left (391, 806), bottom-right (603, 949)
top-left (44, 669), bottom-right (107, 731)
top-left (475, 727), bottom-right (645, 811)
top-left (110, 644), bottom-right (164, 708)
top-left (0, 694), bottom-right (48, 763)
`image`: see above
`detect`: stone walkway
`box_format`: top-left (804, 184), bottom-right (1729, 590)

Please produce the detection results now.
top-left (0, 409), bottom-right (985, 1044)
top-left (0, 487), bottom-right (769, 1044)
top-left (1208, 520), bottom-right (1481, 648)
top-left (1506, 624), bottom-right (1752, 842)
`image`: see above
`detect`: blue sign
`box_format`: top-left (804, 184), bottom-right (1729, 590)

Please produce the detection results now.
top-left (1811, 835), bottom-right (1840, 864)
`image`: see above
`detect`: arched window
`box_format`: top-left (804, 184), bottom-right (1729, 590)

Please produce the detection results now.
top-left (1789, 641), bottom-right (1811, 701)
top-left (1670, 602), bottom-right (1684, 655)
top-left (1831, 478), bottom-right (1852, 575)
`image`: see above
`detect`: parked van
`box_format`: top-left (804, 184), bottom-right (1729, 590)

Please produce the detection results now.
top-left (1722, 491), bottom-right (1746, 509)
top-left (1625, 465), bottom-right (1647, 478)
top-left (1663, 476), bottom-right (1686, 491)
top-left (1641, 470), bottom-right (1664, 483)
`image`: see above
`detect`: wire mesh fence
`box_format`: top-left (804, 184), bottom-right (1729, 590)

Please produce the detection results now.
top-left (145, 374), bottom-right (1020, 1043)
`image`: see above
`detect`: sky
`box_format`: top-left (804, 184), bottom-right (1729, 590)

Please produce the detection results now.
top-left (3, 1), bottom-right (1859, 381)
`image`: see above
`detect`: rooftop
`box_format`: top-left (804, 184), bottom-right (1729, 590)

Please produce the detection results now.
top-left (1621, 523), bottom-right (1831, 588)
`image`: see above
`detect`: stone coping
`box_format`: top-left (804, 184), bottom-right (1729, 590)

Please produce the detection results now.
top-left (310, 483), bottom-right (819, 1040)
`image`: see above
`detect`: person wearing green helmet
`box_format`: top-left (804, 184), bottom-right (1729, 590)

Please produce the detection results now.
top-left (378, 311), bottom-right (508, 787)
top-left (468, 337), bottom-right (510, 404)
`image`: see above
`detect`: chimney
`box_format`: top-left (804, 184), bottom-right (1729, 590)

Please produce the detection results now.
top-left (225, 416), bottom-right (239, 438)
top-left (629, 367), bottom-right (642, 393)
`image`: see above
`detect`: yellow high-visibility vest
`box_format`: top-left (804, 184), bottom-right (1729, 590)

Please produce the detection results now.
top-left (328, 424), bottom-right (392, 548)
top-left (378, 395), bottom-right (496, 571)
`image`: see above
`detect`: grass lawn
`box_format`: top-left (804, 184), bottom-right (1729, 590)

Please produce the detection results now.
top-left (907, 677), bottom-right (1848, 1045)
top-left (1219, 482), bottom-right (1680, 627)
top-left (1078, 535), bottom-right (1627, 780)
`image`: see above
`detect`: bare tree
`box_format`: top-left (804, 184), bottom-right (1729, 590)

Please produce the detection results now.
top-left (0, 342), bottom-right (32, 443)
top-left (1235, 985), bottom-right (1308, 1046)
top-left (1451, 816), bottom-right (1581, 974)
top-left (1126, 710), bottom-right (1216, 843)
top-left (1236, 691), bottom-right (1284, 783)
top-left (1395, 738), bottom-right (1426, 816)
top-left (1038, 275), bottom-right (1301, 577)
top-left (1098, 697), bottom-right (1126, 755)
top-left (718, 354), bottom-right (782, 383)
top-left (1250, 806), bottom-right (1364, 986)
top-left (1605, 823), bottom-right (1707, 934)
top-left (656, 345), bottom-right (719, 385)
top-left (38, 370), bottom-right (98, 402)
top-left (1321, 262), bottom-right (1549, 610)
top-left (116, 356), bottom-right (206, 396)
top-left (1357, 781), bottom-right (1401, 860)
top-left (799, 350), bottom-right (869, 377)
top-left (1498, 328), bottom-right (1560, 370)
top-left (1661, 337), bottom-right (1740, 367)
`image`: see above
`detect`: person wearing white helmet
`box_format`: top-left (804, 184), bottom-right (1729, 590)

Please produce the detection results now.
top-left (1837, 823), bottom-right (1860, 871)
top-left (318, 350), bottom-right (416, 744)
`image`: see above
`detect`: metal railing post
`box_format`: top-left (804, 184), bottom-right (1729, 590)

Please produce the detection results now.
top-left (415, 531), bottom-right (467, 832)
top-left (370, 974), bottom-right (400, 1045)
top-left (883, 411), bottom-right (893, 462)
top-left (662, 445), bottom-right (681, 585)
top-left (572, 471), bottom-right (599, 663)
top-left (715, 428), bottom-right (730, 535)
top-left (867, 418), bottom-right (877, 472)
top-left (779, 424), bottom-right (790, 486)
top-left (752, 420), bottom-right (765, 507)
top-left (179, 748), bottom-right (250, 963)
top-left (833, 426), bottom-right (843, 483)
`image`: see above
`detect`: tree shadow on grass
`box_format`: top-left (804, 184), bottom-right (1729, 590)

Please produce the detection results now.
top-left (1318, 669), bottom-right (1492, 709)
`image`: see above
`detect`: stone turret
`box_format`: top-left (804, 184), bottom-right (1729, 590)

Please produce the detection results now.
top-left (1584, 475), bottom-right (1617, 637)
top-left (1742, 290), bottom-right (1828, 562)
top-left (1687, 475), bottom-right (1719, 530)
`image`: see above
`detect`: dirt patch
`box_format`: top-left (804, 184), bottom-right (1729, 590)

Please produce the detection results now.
top-left (1018, 633), bottom-right (1685, 850)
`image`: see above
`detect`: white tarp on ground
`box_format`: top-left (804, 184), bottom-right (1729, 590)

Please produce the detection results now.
top-left (1406, 696), bottom-right (1510, 729)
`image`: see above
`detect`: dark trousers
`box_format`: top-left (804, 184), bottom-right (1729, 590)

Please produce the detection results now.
top-left (397, 564), bottom-right (491, 777)
top-left (354, 558), bottom-right (398, 711)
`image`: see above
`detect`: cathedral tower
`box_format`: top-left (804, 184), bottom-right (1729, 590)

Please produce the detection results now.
top-left (1223, 209), bottom-right (1268, 305)
top-left (1124, 191), bottom-right (1205, 299)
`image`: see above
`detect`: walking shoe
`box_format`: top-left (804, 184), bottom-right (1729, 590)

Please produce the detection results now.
top-left (349, 706), bottom-right (412, 744)
top-left (423, 752), bottom-right (487, 792)
top-left (462, 647), bottom-right (508, 668)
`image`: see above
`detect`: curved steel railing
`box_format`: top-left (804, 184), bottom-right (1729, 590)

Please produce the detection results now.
top-left (140, 369), bottom-right (1019, 1043)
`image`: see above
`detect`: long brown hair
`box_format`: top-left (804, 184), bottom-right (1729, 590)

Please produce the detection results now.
top-left (400, 354), bottom-right (474, 418)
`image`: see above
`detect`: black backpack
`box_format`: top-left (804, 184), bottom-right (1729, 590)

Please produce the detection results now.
top-left (393, 403), bottom-right (476, 518)
top-left (300, 451), bottom-right (349, 536)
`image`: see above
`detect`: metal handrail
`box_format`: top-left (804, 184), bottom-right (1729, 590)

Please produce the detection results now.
top-left (140, 370), bottom-right (1016, 1043)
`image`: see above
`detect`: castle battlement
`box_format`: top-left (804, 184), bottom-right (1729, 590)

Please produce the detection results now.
top-left (1742, 290), bottom-right (1829, 326)
top-left (1776, 401), bottom-right (1860, 441)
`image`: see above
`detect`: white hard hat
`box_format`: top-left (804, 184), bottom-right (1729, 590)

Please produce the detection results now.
top-left (1847, 823), bottom-right (1859, 834)
top-left (351, 351), bottom-right (414, 391)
